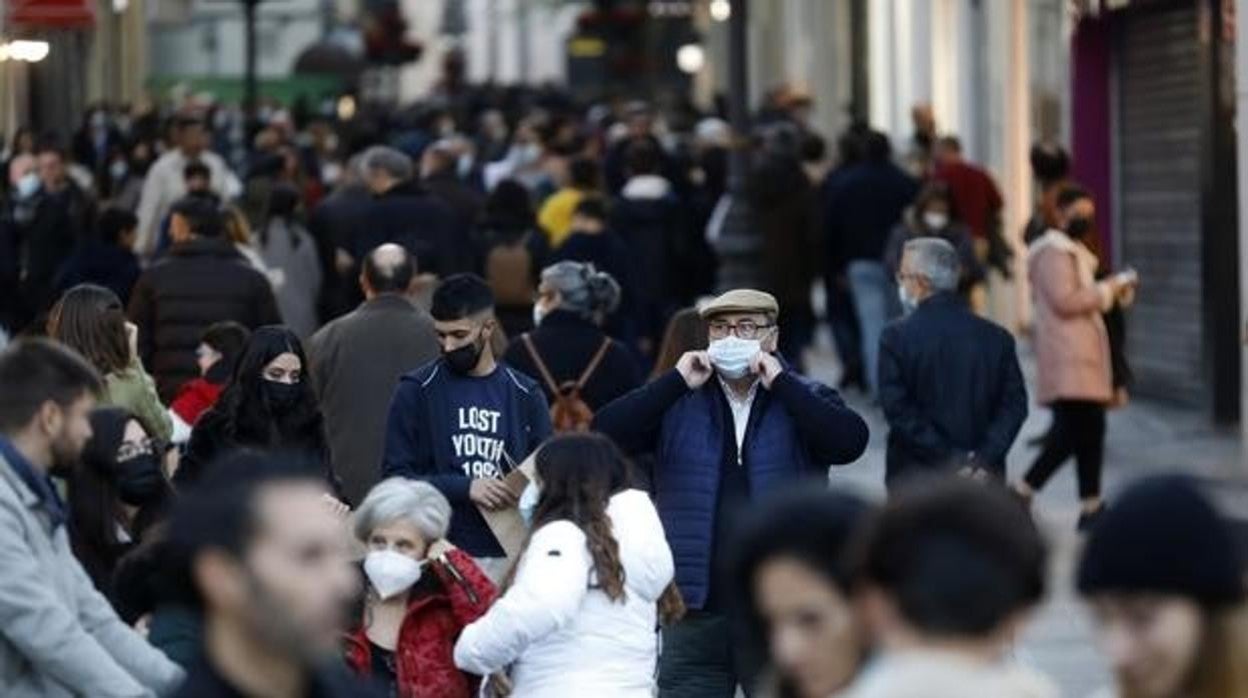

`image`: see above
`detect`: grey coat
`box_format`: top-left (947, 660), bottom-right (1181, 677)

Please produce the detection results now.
top-left (306, 294), bottom-right (440, 504)
top-left (0, 449), bottom-right (184, 697)
top-left (258, 218), bottom-right (323, 339)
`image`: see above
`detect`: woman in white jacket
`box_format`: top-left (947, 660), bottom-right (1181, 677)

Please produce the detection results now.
top-left (454, 433), bottom-right (680, 697)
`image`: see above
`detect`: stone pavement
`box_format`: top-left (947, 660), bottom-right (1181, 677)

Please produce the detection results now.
top-left (804, 342), bottom-right (1244, 697)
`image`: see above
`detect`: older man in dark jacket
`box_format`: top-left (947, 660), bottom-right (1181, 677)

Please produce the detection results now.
top-left (127, 196), bottom-right (281, 400)
top-left (879, 237), bottom-right (1027, 490)
top-left (356, 146), bottom-right (468, 279)
top-left (306, 244), bottom-right (440, 504)
top-left (594, 289), bottom-right (868, 698)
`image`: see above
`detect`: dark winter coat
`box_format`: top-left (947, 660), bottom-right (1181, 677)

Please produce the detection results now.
top-left (126, 238), bottom-right (282, 401)
top-left (822, 162), bottom-right (919, 273)
top-left (353, 181), bottom-right (467, 278)
top-left (503, 310), bottom-right (642, 412)
top-left (176, 403), bottom-right (344, 499)
top-left (593, 369), bottom-right (868, 608)
top-left (54, 239), bottom-right (142, 306)
top-left (878, 292), bottom-right (1027, 487)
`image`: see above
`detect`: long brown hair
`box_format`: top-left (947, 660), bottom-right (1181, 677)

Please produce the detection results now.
top-left (513, 433), bottom-right (629, 601)
top-left (1178, 604), bottom-right (1248, 698)
top-left (48, 284), bottom-right (131, 375)
top-left (651, 307), bottom-right (707, 380)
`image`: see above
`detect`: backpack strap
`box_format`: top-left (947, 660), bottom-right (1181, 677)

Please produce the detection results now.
top-left (520, 333), bottom-right (562, 397)
top-left (575, 338), bottom-right (613, 391)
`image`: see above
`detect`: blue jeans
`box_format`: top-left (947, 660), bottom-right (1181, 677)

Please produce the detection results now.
top-left (847, 260), bottom-right (900, 397)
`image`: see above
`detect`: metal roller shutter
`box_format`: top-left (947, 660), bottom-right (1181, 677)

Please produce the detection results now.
top-left (1117, 3), bottom-right (1207, 406)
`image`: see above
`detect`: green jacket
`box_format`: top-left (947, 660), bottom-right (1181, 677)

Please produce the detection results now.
top-left (103, 359), bottom-right (173, 443)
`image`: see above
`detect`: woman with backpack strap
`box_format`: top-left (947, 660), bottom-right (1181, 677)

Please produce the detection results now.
top-left (504, 261), bottom-right (643, 433)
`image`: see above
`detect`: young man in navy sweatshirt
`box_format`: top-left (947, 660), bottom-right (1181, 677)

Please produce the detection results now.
top-left (382, 274), bottom-right (551, 580)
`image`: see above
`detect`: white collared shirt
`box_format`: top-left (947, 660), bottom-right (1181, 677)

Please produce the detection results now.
top-left (719, 378), bottom-right (760, 465)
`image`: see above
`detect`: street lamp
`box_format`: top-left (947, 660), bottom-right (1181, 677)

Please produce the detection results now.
top-left (242, 0), bottom-right (262, 120)
top-left (0, 40), bottom-right (51, 62)
top-left (676, 43), bottom-right (705, 74)
top-left (710, 0), bottom-right (760, 291)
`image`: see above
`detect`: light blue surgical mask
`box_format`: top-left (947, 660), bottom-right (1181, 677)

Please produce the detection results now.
top-left (518, 481), bottom-right (541, 527)
top-left (707, 336), bottom-right (761, 380)
top-left (898, 284), bottom-right (918, 314)
top-left (15, 172), bottom-right (39, 199)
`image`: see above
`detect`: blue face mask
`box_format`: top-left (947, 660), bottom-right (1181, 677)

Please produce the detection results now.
top-left (518, 481), bottom-right (541, 527)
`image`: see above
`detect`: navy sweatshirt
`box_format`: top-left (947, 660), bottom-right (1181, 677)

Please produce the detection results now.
top-left (381, 358), bottom-right (552, 557)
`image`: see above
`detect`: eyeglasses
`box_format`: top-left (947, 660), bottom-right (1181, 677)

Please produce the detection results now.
top-left (116, 437), bottom-right (160, 462)
top-left (707, 319), bottom-right (774, 340)
top-left (896, 272), bottom-right (923, 285)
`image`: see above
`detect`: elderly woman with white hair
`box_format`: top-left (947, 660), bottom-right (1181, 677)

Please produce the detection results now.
top-left (343, 477), bottom-right (498, 698)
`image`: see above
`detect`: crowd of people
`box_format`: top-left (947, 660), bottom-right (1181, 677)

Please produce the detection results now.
top-left (0, 79), bottom-right (1227, 698)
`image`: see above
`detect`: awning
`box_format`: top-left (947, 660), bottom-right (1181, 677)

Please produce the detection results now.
top-left (7, 0), bottom-right (96, 29)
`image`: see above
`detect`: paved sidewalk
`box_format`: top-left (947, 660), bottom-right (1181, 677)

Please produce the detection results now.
top-left (804, 343), bottom-right (1244, 696)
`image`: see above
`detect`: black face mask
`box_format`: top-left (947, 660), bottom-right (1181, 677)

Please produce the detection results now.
top-left (116, 454), bottom-right (164, 506)
top-left (262, 380), bottom-right (302, 413)
top-left (444, 335), bottom-right (485, 375)
top-left (1066, 216), bottom-right (1093, 239)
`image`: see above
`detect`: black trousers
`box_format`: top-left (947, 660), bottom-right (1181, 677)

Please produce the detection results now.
top-left (1024, 400), bottom-right (1106, 498)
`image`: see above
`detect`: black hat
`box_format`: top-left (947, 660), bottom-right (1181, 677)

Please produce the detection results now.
top-left (1077, 476), bottom-right (1244, 607)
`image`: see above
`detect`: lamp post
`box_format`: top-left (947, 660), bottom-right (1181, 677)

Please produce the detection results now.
top-left (711, 0), bottom-right (760, 291)
top-left (242, 0), bottom-right (261, 120)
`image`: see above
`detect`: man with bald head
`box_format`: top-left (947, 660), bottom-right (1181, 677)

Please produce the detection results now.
top-left (306, 244), bottom-right (440, 503)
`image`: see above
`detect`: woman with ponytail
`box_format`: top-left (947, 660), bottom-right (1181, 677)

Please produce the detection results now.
top-left (454, 433), bottom-right (681, 696)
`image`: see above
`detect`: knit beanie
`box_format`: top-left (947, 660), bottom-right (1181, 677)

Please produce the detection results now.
top-left (1077, 476), bottom-right (1244, 607)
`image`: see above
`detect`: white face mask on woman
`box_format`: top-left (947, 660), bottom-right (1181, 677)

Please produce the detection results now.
top-left (923, 211), bottom-right (949, 230)
top-left (518, 481), bottom-right (541, 527)
top-left (707, 336), bottom-right (761, 380)
top-left (363, 549), bottom-right (424, 600)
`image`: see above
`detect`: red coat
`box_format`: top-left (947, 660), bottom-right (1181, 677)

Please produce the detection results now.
top-left (344, 549), bottom-right (498, 698)
top-left (169, 377), bottom-right (224, 425)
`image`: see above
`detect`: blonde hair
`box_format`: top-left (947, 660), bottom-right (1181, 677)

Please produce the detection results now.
top-left (222, 205), bottom-right (252, 246)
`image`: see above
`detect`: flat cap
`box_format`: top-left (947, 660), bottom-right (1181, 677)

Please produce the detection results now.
top-left (699, 289), bottom-right (780, 319)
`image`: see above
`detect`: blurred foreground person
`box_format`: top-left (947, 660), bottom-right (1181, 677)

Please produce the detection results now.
top-left (68, 407), bottom-right (171, 606)
top-left (382, 275), bottom-right (551, 579)
top-left (307, 244), bottom-right (439, 505)
top-left (1078, 476), bottom-right (1248, 698)
top-left (733, 486), bottom-right (874, 698)
top-left (847, 478), bottom-right (1055, 698)
top-left (167, 451), bottom-right (381, 698)
top-left (179, 326), bottom-right (343, 499)
top-left (595, 289), bottom-right (868, 697)
top-left (879, 238), bottom-right (1026, 489)
top-left (344, 477), bottom-right (496, 696)
top-left (454, 434), bottom-right (679, 696)
top-left (0, 339), bottom-right (183, 697)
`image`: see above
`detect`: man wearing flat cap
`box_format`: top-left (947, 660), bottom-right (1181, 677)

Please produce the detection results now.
top-left (594, 289), bottom-right (869, 697)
